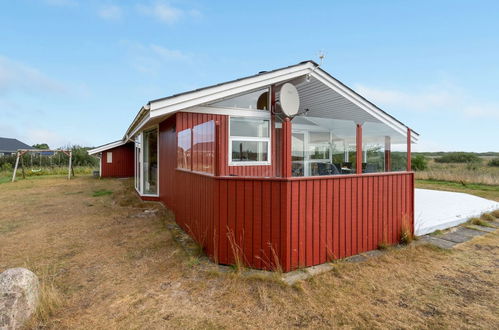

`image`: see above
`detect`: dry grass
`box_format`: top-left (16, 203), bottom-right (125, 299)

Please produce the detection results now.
top-left (415, 160), bottom-right (499, 185)
top-left (1, 176), bottom-right (498, 329)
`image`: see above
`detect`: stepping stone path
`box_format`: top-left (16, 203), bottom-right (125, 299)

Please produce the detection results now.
top-left (420, 222), bottom-right (497, 250)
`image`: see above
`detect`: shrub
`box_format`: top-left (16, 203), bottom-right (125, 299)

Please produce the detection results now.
top-left (411, 155), bottom-right (428, 171)
top-left (487, 158), bottom-right (499, 167)
top-left (435, 152), bottom-right (481, 164)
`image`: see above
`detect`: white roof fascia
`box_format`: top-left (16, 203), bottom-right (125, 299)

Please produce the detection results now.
top-left (311, 69), bottom-right (419, 143)
top-left (88, 140), bottom-right (127, 155)
top-left (124, 105), bottom-right (150, 141)
top-left (128, 111), bottom-right (152, 140)
top-left (149, 62), bottom-right (316, 118)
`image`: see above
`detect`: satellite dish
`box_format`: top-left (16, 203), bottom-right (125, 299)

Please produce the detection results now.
top-left (279, 83), bottom-right (300, 117)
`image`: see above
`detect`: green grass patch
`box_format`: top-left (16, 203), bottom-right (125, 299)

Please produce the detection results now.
top-left (468, 217), bottom-right (494, 228)
top-left (92, 189), bottom-right (113, 197)
top-left (429, 229), bottom-right (444, 236)
top-left (415, 179), bottom-right (499, 201)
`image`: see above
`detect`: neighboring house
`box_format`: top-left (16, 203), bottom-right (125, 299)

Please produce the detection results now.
top-left (89, 61), bottom-right (418, 271)
top-left (0, 137), bottom-right (32, 156)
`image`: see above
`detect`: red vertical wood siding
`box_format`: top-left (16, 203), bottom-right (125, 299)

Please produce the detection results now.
top-left (212, 172), bottom-right (414, 271)
top-left (100, 143), bottom-right (134, 177)
top-left (176, 112), bottom-right (276, 177)
top-left (157, 112), bottom-right (415, 272)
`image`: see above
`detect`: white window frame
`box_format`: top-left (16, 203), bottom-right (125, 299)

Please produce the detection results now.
top-left (106, 152), bottom-right (112, 163)
top-left (228, 116), bottom-right (271, 166)
top-left (133, 126), bottom-right (160, 197)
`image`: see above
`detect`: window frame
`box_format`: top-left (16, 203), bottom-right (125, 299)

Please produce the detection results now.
top-left (228, 115), bottom-right (272, 166)
top-left (106, 152), bottom-right (112, 163)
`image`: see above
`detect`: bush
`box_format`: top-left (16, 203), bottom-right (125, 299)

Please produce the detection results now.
top-left (435, 152), bottom-right (481, 164)
top-left (487, 158), bottom-right (499, 167)
top-left (411, 155), bottom-right (428, 171)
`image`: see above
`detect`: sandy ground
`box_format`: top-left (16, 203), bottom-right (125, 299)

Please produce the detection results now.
top-left (0, 176), bottom-right (498, 329)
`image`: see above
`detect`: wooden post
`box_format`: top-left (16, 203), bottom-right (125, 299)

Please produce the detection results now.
top-left (407, 128), bottom-right (412, 172)
top-left (214, 121), bottom-right (221, 176)
top-left (21, 153), bottom-right (25, 179)
top-left (356, 123), bottom-right (363, 174)
top-left (384, 136), bottom-right (391, 172)
top-left (68, 151), bottom-right (72, 179)
top-left (11, 152), bottom-right (20, 182)
top-left (281, 117), bottom-right (292, 177)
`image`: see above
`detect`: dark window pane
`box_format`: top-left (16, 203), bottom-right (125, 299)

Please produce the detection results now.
top-left (231, 141), bottom-right (268, 162)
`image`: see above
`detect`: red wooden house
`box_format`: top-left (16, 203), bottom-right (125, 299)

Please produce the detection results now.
top-left (89, 61), bottom-right (418, 272)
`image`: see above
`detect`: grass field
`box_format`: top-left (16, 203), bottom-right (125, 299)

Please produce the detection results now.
top-left (414, 158), bottom-right (499, 186)
top-left (1, 176), bottom-right (498, 329)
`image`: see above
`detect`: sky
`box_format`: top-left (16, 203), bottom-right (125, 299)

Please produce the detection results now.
top-left (1, 0), bottom-right (498, 152)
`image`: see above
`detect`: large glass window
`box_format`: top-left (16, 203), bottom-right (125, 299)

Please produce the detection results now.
top-left (210, 88), bottom-right (269, 110)
top-left (229, 117), bottom-right (271, 165)
top-left (142, 128), bottom-right (158, 195)
top-left (177, 129), bottom-right (192, 170)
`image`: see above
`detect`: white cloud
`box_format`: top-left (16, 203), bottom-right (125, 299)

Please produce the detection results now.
top-left (0, 56), bottom-right (67, 95)
top-left (120, 41), bottom-right (189, 74)
top-left (353, 82), bottom-right (499, 121)
top-left (137, 2), bottom-right (200, 24)
top-left (98, 5), bottom-right (123, 21)
top-left (150, 44), bottom-right (186, 60)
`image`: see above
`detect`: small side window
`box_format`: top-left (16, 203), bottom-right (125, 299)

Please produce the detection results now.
top-left (107, 152), bottom-right (112, 163)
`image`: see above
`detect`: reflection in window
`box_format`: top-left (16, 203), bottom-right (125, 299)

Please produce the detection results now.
top-left (231, 141), bottom-right (269, 162)
top-left (229, 117), bottom-right (270, 164)
top-left (230, 117), bottom-right (269, 137)
top-left (210, 88), bottom-right (269, 110)
top-left (177, 129), bottom-right (192, 170)
top-left (143, 128), bottom-right (158, 195)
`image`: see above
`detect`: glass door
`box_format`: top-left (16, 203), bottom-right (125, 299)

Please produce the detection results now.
top-left (142, 128), bottom-right (158, 195)
top-left (292, 132), bottom-right (305, 176)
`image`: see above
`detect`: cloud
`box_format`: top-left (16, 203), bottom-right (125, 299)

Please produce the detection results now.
top-left (98, 5), bottom-right (123, 21)
top-left (120, 41), bottom-right (189, 74)
top-left (0, 56), bottom-right (67, 95)
top-left (353, 82), bottom-right (499, 121)
top-left (137, 2), bottom-right (200, 24)
top-left (150, 44), bottom-right (187, 60)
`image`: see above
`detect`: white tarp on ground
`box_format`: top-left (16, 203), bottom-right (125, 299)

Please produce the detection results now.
top-left (414, 189), bottom-right (499, 236)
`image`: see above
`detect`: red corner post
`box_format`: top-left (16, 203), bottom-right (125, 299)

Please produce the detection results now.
top-left (356, 123), bottom-right (363, 174)
top-left (407, 128), bottom-right (412, 172)
top-left (282, 118), bottom-right (292, 177)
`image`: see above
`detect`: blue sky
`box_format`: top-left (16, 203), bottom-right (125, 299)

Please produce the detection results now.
top-left (1, 0), bottom-right (498, 151)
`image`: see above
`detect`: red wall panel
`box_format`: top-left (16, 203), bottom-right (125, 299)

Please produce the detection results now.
top-left (176, 112), bottom-right (276, 177)
top-left (100, 143), bottom-right (134, 177)
top-left (157, 112), bottom-right (415, 272)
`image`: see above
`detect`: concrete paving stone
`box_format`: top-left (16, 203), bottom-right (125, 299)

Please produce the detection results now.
top-left (362, 250), bottom-right (385, 258)
top-left (419, 236), bottom-right (457, 249)
top-left (306, 263), bottom-right (335, 276)
top-left (345, 255), bottom-right (368, 263)
top-left (439, 231), bottom-right (472, 243)
top-left (453, 227), bottom-right (487, 238)
top-left (466, 224), bottom-right (497, 233)
top-left (282, 271), bottom-right (310, 285)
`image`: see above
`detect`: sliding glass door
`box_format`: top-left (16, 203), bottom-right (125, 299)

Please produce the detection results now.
top-left (142, 128), bottom-right (158, 195)
top-left (134, 128), bottom-right (158, 196)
